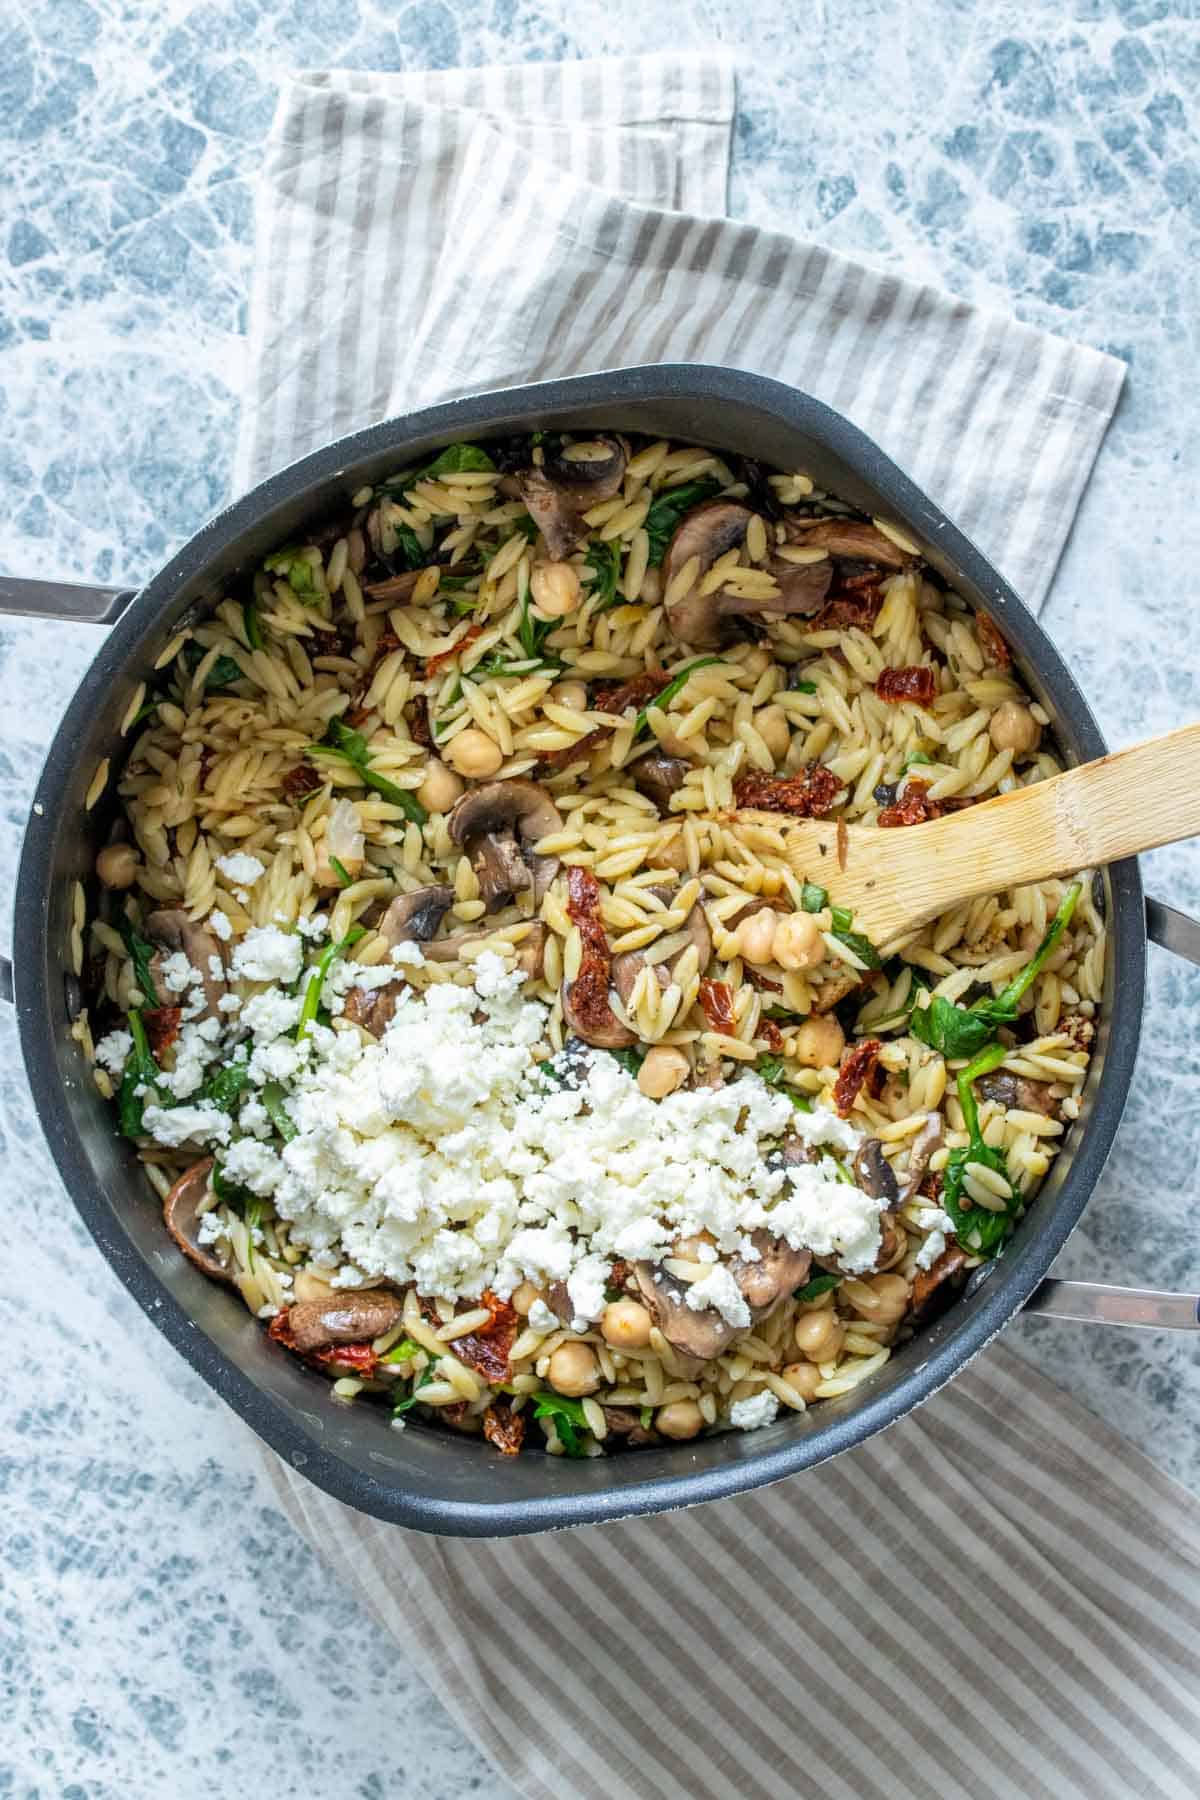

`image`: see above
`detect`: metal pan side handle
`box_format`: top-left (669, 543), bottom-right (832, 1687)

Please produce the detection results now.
top-left (1025, 893), bottom-right (1200, 1330)
top-left (0, 576), bottom-right (137, 625)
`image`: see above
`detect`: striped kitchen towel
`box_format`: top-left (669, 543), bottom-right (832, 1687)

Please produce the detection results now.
top-left (239, 54), bottom-right (1200, 1800)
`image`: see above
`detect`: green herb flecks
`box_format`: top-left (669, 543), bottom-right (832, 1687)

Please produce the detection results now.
top-left (754, 1055), bottom-right (814, 1111)
top-left (941, 1041), bottom-right (1016, 1257)
top-left (800, 882), bottom-right (828, 913)
top-left (306, 719), bottom-right (427, 825)
top-left (585, 539), bottom-right (622, 610)
top-left (118, 917), bottom-right (160, 1007)
top-left (264, 550), bottom-right (321, 604)
top-left (261, 1080), bottom-right (298, 1143)
top-left (633, 657), bottom-right (722, 739)
top-left (644, 477), bottom-right (722, 566)
top-left (295, 925), bottom-right (366, 1042)
top-left (793, 1271), bottom-right (842, 1303)
top-left (901, 749), bottom-right (934, 773)
top-left (329, 855), bottom-right (353, 889)
top-left (791, 679), bottom-right (818, 694)
top-left (909, 883), bottom-right (1081, 1059)
top-left (117, 1010), bottom-right (164, 1139)
top-left (639, 1406), bottom-right (654, 1431)
top-left (531, 1392), bottom-right (590, 1457)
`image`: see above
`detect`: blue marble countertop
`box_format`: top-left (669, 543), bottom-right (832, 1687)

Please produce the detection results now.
top-left (2, 4), bottom-right (1198, 1795)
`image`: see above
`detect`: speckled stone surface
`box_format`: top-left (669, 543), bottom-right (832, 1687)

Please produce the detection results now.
top-left (2, 5), bottom-right (1198, 1795)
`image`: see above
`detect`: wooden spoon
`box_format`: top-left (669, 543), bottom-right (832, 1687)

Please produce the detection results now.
top-left (773, 722), bottom-right (1200, 951)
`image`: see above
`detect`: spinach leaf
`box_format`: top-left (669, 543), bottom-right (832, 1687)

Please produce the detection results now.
top-left (391, 523), bottom-right (427, 571)
top-left (644, 478), bottom-right (722, 565)
top-left (306, 719), bottom-right (427, 825)
top-left (793, 1271), bottom-right (842, 1303)
top-left (129, 698), bottom-right (160, 729)
top-left (831, 926), bottom-right (882, 971)
top-left (264, 551), bottom-right (321, 603)
top-left (830, 905), bottom-right (853, 933)
top-left (800, 882), bottom-right (828, 913)
top-left (243, 599), bottom-right (263, 651)
top-left (184, 642), bottom-right (243, 690)
top-left (909, 882), bottom-right (1081, 1056)
top-left (791, 679), bottom-right (818, 694)
top-left (379, 1338), bottom-right (430, 1366)
top-left (608, 1046), bottom-right (644, 1079)
top-left (393, 1364), bottom-right (439, 1415)
top-left (117, 1010), bottom-right (163, 1138)
top-left (200, 1049), bottom-right (253, 1112)
top-left (531, 1392), bottom-right (590, 1457)
top-left (902, 749), bottom-right (933, 773)
top-left (753, 1055), bottom-right (812, 1109)
top-left (329, 855), bottom-right (353, 889)
top-left (941, 1041), bottom-right (1016, 1257)
top-left (639, 1405), bottom-right (654, 1431)
top-left (633, 657), bottom-right (722, 738)
top-left (261, 1080), bottom-right (298, 1143)
top-left (295, 925), bottom-right (366, 1042)
top-left (385, 442), bottom-right (496, 493)
top-left (516, 578), bottom-right (559, 663)
top-left (119, 917), bottom-right (160, 1007)
top-left (585, 540), bottom-right (622, 609)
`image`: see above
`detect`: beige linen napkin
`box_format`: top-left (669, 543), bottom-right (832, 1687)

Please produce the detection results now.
top-left (237, 55), bottom-right (1200, 1800)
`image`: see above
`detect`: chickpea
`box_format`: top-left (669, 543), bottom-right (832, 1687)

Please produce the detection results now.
top-left (602, 1299), bottom-right (653, 1350)
top-left (989, 699), bottom-right (1041, 755)
top-left (510, 1280), bottom-right (541, 1317)
top-left (734, 905), bottom-right (779, 965)
top-left (794, 1309), bottom-right (845, 1364)
top-left (96, 842), bottom-right (140, 889)
top-left (847, 1272), bottom-right (909, 1326)
top-left (637, 1044), bottom-right (690, 1099)
top-left (780, 1361), bottom-right (823, 1401)
top-left (546, 1341), bottom-right (600, 1397)
top-left (549, 679), bottom-right (589, 712)
top-left (772, 911), bottom-right (824, 972)
top-left (655, 1399), bottom-right (704, 1440)
top-left (531, 560), bottom-right (582, 617)
top-left (416, 756), bottom-right (465, 813)
top-left (792, 1015), bottom-right (845, 1069)
top-left (444, 728), bottom-right (504, 778)
top-left (753, 704), bottom-right (791, 763)
top-left (673, 1232), bottom-right (716, 1261)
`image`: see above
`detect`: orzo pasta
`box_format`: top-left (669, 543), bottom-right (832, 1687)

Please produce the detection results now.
top-left (82, 430), bottom-right (1100, 1458)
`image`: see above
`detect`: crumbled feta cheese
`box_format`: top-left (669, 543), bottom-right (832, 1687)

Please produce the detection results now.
top-left (772, 1158), bottom-right (884, 1274)
top-left (222, 1137), bottom-right (283, 1196)
top-left (159, 951), bottom-right (197, 995)
top-left (94, 1029), bottom-right (132, 1075)
top-left (295, 912), bottom-right (329, 939)
top-left (566, 1253), bottom-right (611, 1328)
top-left (162, 1019), bottom-right (226, 1099)
top-left (140, 1102), bottom-right (232, 1147)
top-left (729, 1391), bottom-right (780, 1431)
top-left (216, 852), bottom-right (265, 885)
top-left (526, 1298), bottom-right (560, 1333)
top-left (390, 939), bottom-right (425, 967)
top-left (232, 925), bottom-right (303, 985)
top-left (914, 1212), bottom-right (954, 1270)
top-left (208, 909), bottom-right (233, 943)
top-left (472, 950), bottom-right (523, 1001)
top-left (685, 1263), bottom-right (752, 1328)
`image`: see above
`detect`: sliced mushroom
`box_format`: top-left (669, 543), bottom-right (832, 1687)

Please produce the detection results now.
top-left (163, 1158), bottom-right (232, 1283)
top-left (611, 903), bottom-right (711, 1006)
top-left (661, 500), bottom-right (838, 644)
top-left (562, 978), bottom-right (637, 1049)
top-left (852, 1138), bottom-right (900, 1209)
top-left (343, 982), bottom-right (407, 1038)
top-left (632, 751), bottom-right (692, 813)
top-left (145, 909), bottom-right (227, 1019)
top-left (975, 1071), bottom-right (1060, 1118)
top-left (634, 1230), bottom-right (813, 1361)
top-left (363, 569), bottom-right (422, 602)
top-left (282, 1289), bottom-right (406, 1354)
top-left (909, 1245), bottom-right (969, 1319)
top-left (378, 885), bottom-right (455, 945)
top-left (784, 518), bottom-right (911, 569)
top-left (898, 1113), bottom-right (944, 1204)
top-left (518, 435), bottom-right (629, 558)
top-left (603, 1406), bottom-right (659, 1447)
top-left (448, 780), bottom-right (564, 913)
top-left (420, 921), bottom-right (548, 983)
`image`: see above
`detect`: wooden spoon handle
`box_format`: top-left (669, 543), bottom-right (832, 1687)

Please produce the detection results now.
top-left (908, 722), bottom-right (1200, 925)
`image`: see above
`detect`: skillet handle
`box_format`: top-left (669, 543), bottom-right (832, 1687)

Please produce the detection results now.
top-left (0, 575), bottom-right (137, 625)
top-left (1022, 891), bottom-right (1200, 1330)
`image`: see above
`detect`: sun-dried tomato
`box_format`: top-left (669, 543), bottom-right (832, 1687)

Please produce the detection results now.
top-left (536, 731), bottom-right (602, 774)
top-left (976, 610), bottom-right (1011, 670)
top-left (733, 764), bottom-right (843, 817)
top-left (877, 777), bottom-right (940, 828)
top-left (425, 624), bottom-right (483, 678)
top-left (593, 672), bottom-right (662, 715)
top-left (452, 1289), bottom-right (519, 1384)
top-left (283, 762), bottom-right (322, 801)
top-left (268, 1310), bottom-right (299, 1350)
top-left (698, 978), bottom-right (735, 1035)
top-left (760, 1018), bottom-right (784, 1051)
top-left (311, 1341), bottom-right (381, 1379)
top-left (311, 628), bottom-right (342, 660)
top-left (563, 866), bottom-right (621, 1034)
top-left (832, 1038), bottom-right (882, 1117)
top-left (483, 1399), bottom-right (527, 1456)
top-left (407, 698), bottom-right (433, 748)
top-left (875, 665), bottom-right (937, 705)
top-left (919, 1169), bottom-right (944, 1203)
top-left (143, 1006), bottom-right (182, 1057)
top-left (810, 570), bottom-right (885, 632)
